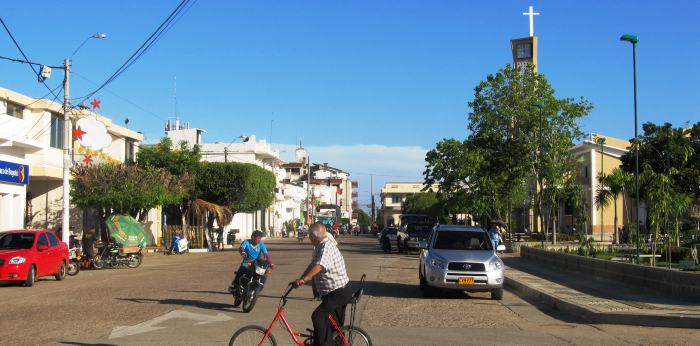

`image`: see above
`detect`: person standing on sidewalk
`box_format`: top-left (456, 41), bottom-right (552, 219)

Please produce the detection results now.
top-left (293, 222), bottom-right (352, 346)
top-left (488, 222), bottom-right (500, 249)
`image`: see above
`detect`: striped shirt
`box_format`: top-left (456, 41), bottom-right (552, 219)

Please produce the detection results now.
top-left (311, 237), bottom-right (349, 296)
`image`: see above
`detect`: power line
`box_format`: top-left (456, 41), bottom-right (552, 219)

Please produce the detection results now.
top-left (73, 0), bottom-right (196, 103)
top-left (71, 71), bottom-right (166, 120)
top-left (0, 16), bottom-right (62, 100)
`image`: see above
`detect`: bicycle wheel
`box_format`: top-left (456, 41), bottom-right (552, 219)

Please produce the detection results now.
top-left (229, 325), bottom-right (276, 346)
top-left (333, 326), bottom-right (372, 346)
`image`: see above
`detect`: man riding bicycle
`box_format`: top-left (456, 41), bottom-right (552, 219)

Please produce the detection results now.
top-left (229, 230), bottom-right (274, 307)
top-left (293, 222), bottom-right (353, 346)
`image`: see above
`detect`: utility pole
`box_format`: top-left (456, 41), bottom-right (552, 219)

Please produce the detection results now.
top-left (61, 58), bottom-right (71, 245)
top-left (307, 155), bottom-right (311, 225)
top-left (224, 147), bottom-right (228, 162)
top-left (370, 175), bottom-right (375, 224)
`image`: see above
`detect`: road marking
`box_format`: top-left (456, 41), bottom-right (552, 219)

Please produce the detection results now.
top-left (109, 309), bottom-right (233, 339)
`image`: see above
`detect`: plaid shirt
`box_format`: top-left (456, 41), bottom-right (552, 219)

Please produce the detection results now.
top-left (311, 237), bottom-right (349, 296)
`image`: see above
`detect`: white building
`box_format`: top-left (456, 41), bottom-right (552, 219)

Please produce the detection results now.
top-left (0, 86), bottom-right (144, 234)
top-left (166, 122), bottom-right (304, 240)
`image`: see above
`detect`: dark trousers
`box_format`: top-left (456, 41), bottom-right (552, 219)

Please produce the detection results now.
top-left (312, 285), bottom-right (353, 346)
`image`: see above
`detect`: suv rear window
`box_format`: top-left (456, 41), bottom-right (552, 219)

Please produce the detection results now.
top-left (406, 224), bottom-right (432, 235)
top-left (433, 231), bottom-right (492, 250)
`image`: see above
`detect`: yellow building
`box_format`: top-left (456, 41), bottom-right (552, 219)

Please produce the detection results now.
top-left (380, 182), bottom-right (440, 227)
top-left (564, 134), bottom-right (635, 241)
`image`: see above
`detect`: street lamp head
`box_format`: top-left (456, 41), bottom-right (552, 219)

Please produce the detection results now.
top-left (93, 33), bottom-right (107, 39)
top-left (531, 101), bottom-right (544, 109)
top-left (239, 135), bottom-right (250, 142)
top-left (620, 34), bottom-right (638, 44)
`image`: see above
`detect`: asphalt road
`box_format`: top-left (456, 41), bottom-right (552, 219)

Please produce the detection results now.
top-left (2, 236), bottom-right (699, 345)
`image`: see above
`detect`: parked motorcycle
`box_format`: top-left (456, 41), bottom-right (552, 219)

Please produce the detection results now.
top-left (232, 258), bottom-right (271, 313)
top-left (67, 247), bottom-right (81, 276)
top-left (169, 235), bottom-right (188, 255)
top-left (93, 242), bottom-right (143, 269)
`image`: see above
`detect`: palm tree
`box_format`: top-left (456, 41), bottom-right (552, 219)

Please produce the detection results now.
top-left (595, 168), bottom-right (632, 244)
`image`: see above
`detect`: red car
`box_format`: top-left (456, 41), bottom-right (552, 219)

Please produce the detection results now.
top-left (0, 230), bottom-right (69, 286)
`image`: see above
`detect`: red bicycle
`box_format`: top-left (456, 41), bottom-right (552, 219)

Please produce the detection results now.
top-left (229, 274), bottom-right (371, 346)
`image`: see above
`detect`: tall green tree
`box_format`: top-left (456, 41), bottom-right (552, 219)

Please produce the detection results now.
top-left (425, 64), bottom-right (592, 241)
top-left (137, 137), bottom-right (203, 226)
top-left (621, 122), bottom-right (698, 198)
top-left (195, 162), bottom-right (275, 214)
top-left (137, 137), bottom-right (201, 177)
top-left (401, 192), bottom-right (448, 223)
top-left (353, 209), bottom-right (371, 229)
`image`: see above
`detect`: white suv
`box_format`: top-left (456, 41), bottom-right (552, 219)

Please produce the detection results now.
top-left (418, 225), bottom-right (505, 300)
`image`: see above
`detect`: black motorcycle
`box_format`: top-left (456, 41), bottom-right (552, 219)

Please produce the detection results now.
top-left (232, 258), bottom-right (270, 313)
top-left (93, 242), bottom-right (143, 269)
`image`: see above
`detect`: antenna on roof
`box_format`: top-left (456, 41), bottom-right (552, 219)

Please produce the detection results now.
top-left (173, 76), bottom-right (178, 118)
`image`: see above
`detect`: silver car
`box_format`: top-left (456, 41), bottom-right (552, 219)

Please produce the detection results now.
top-left (419, 225), bottom-right (506, 300)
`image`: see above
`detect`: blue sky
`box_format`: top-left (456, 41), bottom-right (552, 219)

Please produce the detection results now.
top-left (2, 1), bottom-right (698, 206)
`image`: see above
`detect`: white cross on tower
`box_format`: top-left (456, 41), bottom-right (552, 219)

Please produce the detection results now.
top-left (522, 5), bottom-right (540, 37)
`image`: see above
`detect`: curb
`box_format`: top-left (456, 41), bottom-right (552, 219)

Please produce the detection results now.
top-left (504, 275), bottom-right (700, 329)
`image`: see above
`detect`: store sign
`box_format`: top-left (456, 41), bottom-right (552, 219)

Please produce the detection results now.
top-left (0, 160), bottom-right (29, 185)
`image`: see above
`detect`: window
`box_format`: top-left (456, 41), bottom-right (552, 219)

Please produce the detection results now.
top-left (125, 138), bottom-right (136, 163)
top-left (516, 43), bottom-right (532, 59)
top-left (5, 101), bottom-right (24, 119)
top-left (433, 231), bottom-right (492, 251)
top-left (50, 114), bottom-right (64, 149)
top-left (392, 196), bottom-right (401, 204)
top-left (36, 233), bottom-right (48, 249)
top-left (0, 233), bottom-right (35, 250)
top-left (47, 232), bottom-right (59, 247)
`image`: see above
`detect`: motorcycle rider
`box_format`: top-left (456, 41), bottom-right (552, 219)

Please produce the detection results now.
top-left (228, 230), bottom-right (275, 306)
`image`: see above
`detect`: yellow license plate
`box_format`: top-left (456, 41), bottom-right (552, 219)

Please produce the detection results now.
top-left (458, 277), bottom-right (474, 285)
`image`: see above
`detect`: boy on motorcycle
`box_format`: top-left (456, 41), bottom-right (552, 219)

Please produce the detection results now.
top-left (228, 230), bottom-right (275, 306)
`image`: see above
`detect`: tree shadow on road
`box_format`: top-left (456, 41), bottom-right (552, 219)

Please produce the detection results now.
top-left (58, 342), bottom-right (117, 346)
top-left (115, 297), bottom-right (234, 312)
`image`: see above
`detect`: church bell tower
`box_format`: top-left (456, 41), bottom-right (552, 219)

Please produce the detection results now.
top-left (511, 5), bottom-right (540, 72)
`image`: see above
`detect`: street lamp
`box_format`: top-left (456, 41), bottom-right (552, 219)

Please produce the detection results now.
top-left (223, 135), bottom-right (250, 162)
top-left (620, 33), bottom-right (640, 263)
top-left (531, 101), bottom-right (544, 248)
top-left (70, 33), bottom-right (108, 58)
top-left (60, 33), bottom-right (107, 244)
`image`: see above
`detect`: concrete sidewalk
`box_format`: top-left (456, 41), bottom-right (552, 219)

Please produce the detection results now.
top-left (502, 255), bottom-right (700, 329)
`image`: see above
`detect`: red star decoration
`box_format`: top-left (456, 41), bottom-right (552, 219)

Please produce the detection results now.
top-left (72, 126), bottom-right (87, 141)
top-left (90, 98), bottom-right (101, 109)
top-left (83, 154), bottom-right (92, 165)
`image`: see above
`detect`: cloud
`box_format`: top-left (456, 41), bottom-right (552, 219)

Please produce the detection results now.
top-left (76, 115), bottom-right (112, 150)
top-left (274, 143), bottom-right (430, 208)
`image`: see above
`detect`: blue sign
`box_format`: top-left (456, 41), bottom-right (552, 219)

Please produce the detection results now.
top-left (0, 160), bottom-right (29, 185)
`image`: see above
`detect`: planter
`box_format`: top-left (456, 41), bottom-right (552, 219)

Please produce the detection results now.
top-left (520, 246), bottom-right (700, 301)
top-left (679, 260), bottom-right (698, 271)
